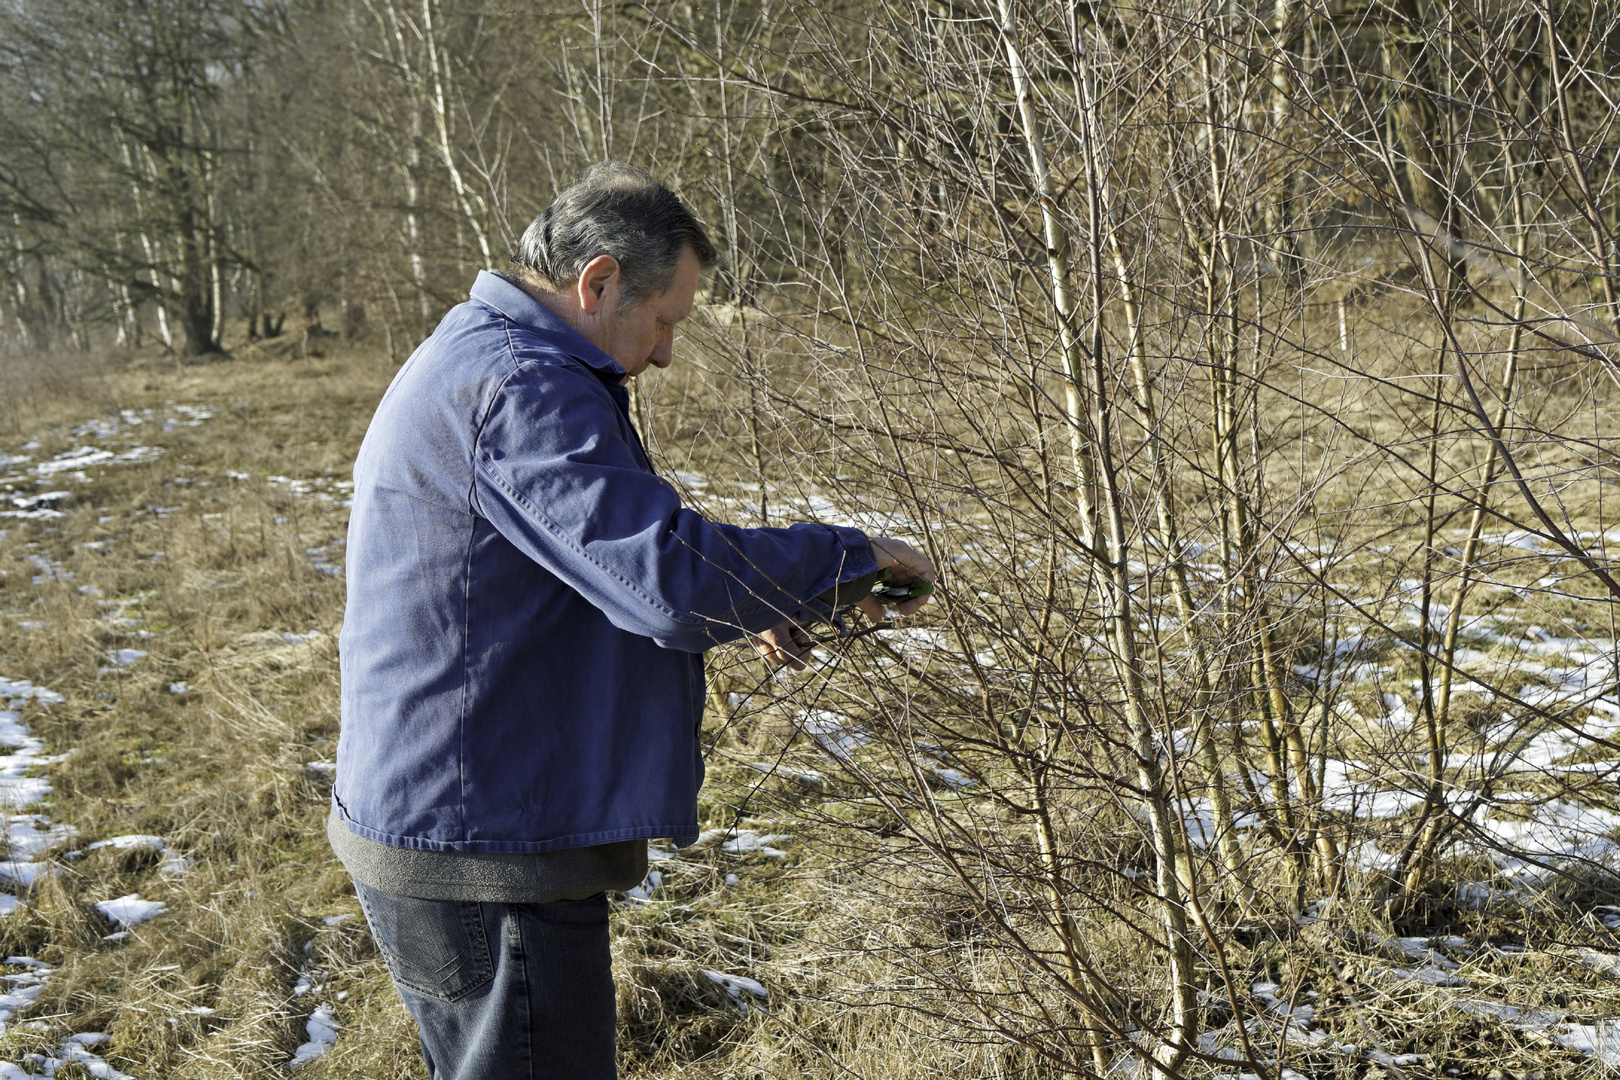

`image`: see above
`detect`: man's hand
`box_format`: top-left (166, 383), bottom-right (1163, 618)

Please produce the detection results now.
top-left (857, 537), bottom-right (938, 622)
top-left (752, 620), bottom-right (815, 671)
top-left (752, 537), bottom-right (937, 671)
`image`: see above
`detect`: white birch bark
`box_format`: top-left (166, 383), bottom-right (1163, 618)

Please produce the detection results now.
top-left (997, 2), bottom-right (1197, 1069)
top-left (421, 0), bottom-right (492, 266)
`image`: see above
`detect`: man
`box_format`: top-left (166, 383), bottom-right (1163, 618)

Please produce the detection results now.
top-left (331, 162), bottom-right (935, 1078)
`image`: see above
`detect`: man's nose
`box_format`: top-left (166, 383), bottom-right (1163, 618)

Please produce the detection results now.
top-left (649, 329), bottom-right (675, 368)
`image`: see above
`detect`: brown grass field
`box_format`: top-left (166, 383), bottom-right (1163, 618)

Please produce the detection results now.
top-left (2, 337), bottom-right (1620, 1079)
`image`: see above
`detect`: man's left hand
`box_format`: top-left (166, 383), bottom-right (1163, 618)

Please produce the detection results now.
top-left (752, 620), bottom-right (814, 671)
top-left (752, 537), bottom-right (937, 670)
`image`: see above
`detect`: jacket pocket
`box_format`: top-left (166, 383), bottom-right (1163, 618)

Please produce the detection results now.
top-left (357, 885), bottom-right (495, 1002)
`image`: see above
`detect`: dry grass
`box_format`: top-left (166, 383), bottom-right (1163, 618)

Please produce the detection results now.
top-left (0, 341), bottom-right (1618, 1078)
top-left (0, 347), bottom-right (398, 1076)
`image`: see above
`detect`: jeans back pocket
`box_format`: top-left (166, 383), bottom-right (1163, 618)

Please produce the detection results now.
top-left (357, 884), bottom-right (495, 1002)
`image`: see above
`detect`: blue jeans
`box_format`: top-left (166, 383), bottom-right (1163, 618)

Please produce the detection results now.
top-left (354, 882), bottom-right (617, 1080)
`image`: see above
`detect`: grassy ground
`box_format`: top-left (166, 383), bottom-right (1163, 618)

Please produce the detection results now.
top-left (0, 345), bottom-right (865, 1078)
top-left (3, 342), bottom-right (1620, 1079)
top-left (0, 347), bottom-right (415, 1076)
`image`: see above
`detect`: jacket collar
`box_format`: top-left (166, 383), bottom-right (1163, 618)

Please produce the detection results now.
top-left (469, 270), bottom-right (627, 380)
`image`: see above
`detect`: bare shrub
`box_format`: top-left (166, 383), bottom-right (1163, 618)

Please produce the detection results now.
top-left (631, 0), bottom-right (1620, 1073)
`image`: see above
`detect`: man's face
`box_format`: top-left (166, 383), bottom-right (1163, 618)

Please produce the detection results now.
top-left (586, 247), bottom-right (702, 380)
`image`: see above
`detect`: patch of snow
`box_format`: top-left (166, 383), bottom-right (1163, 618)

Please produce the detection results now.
top-left (1170, 798), bottom-right (1266, 849)
top-left (95, 894), bottom-right (166, 928)
top-left (17, 1034), bottom-right (133, 1078)
top-left (625, 869), bottom-right (662, 902)
top-left (5, 817), bottom-right (75, 860)
top-left (1393, 964), bottom-right (1469, 986)
top-left (795, 710), bottom-right (868, 761)
top-left (0, 681), bottom-right (63, 707)
top-left (34, 447), bottom-right (116, 475)
top-left (720, 831), bottom-right (790, 859)
top-left (746, 761), bottom-right (824, 789)
top-left (883, 627), bottom-right (951, 656)
top-left (9, 492), bottom-right (69, 513)
top-left (702, 969), bottom-right (768, 1014)
top-left (1445, 993), bottom-right (1620, 1066)
top-left (0, 957), bottom-right (50, 1035)
top-left (1555, 1020), bottom-right (1620, 1066)
top-left (87, 835), bottom-right (164, 854)
top-left (0, 864), bottom-right (50, 889)
top-left (1451, 998), bottom-right (1562, 1026)
top-left (289, 1003), bottom-right (339, 1066)
top-left (1365, 1049), bottom-right (1428, 1067)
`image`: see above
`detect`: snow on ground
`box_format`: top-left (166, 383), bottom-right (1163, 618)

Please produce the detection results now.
top-left (1445, 990), bottom-right (1620, 1066)
top-left (288, 1004), bottom-right (340, 1067)
top-left (746, 760), bottom-right (826, 789)
top-left (702, 970), bottom-right (769, 1015)
top-left (1164, 580), bottom-right (1620, 893)
top-left (688, 827), bottom-right (793, 860)
top-left (305, 539), bottom-right (346, 577)
top-left (87, 835), bottom-right (164, 854)
top-left (288, 925), bottom-right (351, 1069)
top-left (721, 832), bottom-right (791, 859)
top-left (0, 959), bottom-right (133, 1078)
top-left (94, 894), bottom-right (167, 929)
top-left (796, 710), bottom-right (868, 762)
top-left (0, 683), bottom-right (71, 895)
top-left (0, 405), bottom-right (216, 521)
top-left (0, 958), bottom-right (49, 1032)
top-left (624, 869), bottom-right (663, 902)
top-left (1202, 938), bottom-right (1620, 1075)
top-left (0, 676), bottom-right (204, 1075)
top-left (7, 817), bottom-right (75, 861)
top-left (8, 1034), bottom-right (135, 1080)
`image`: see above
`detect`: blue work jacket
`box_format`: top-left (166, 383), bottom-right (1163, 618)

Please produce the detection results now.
top-left (333, 271), bottom-right (877, 853)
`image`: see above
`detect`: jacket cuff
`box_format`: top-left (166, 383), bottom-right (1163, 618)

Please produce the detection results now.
top-left (809, 531), bottom-right (882, 611)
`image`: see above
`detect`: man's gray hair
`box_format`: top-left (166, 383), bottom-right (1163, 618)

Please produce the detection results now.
top-left (511, 162), bottom-right (717, 305)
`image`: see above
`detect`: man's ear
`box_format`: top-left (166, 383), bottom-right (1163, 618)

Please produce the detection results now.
top-left (575, 255), bottom-right (621, 316)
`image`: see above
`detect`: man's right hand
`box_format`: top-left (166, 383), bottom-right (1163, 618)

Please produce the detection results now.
top-left (856, 537), bottom-right (937, 622)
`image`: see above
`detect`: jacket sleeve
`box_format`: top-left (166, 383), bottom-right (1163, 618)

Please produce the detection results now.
top-left (471, 360), bottom-right (879, 653)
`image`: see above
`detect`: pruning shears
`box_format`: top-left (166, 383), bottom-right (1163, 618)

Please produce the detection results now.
top-left (870, 568), bottom-right (934, 604)
top-left (815, 569), bottom-right (934, 644)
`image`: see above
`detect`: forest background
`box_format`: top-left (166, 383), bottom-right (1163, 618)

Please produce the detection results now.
top-left (5, 0), bottom-right (1620, 1077)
